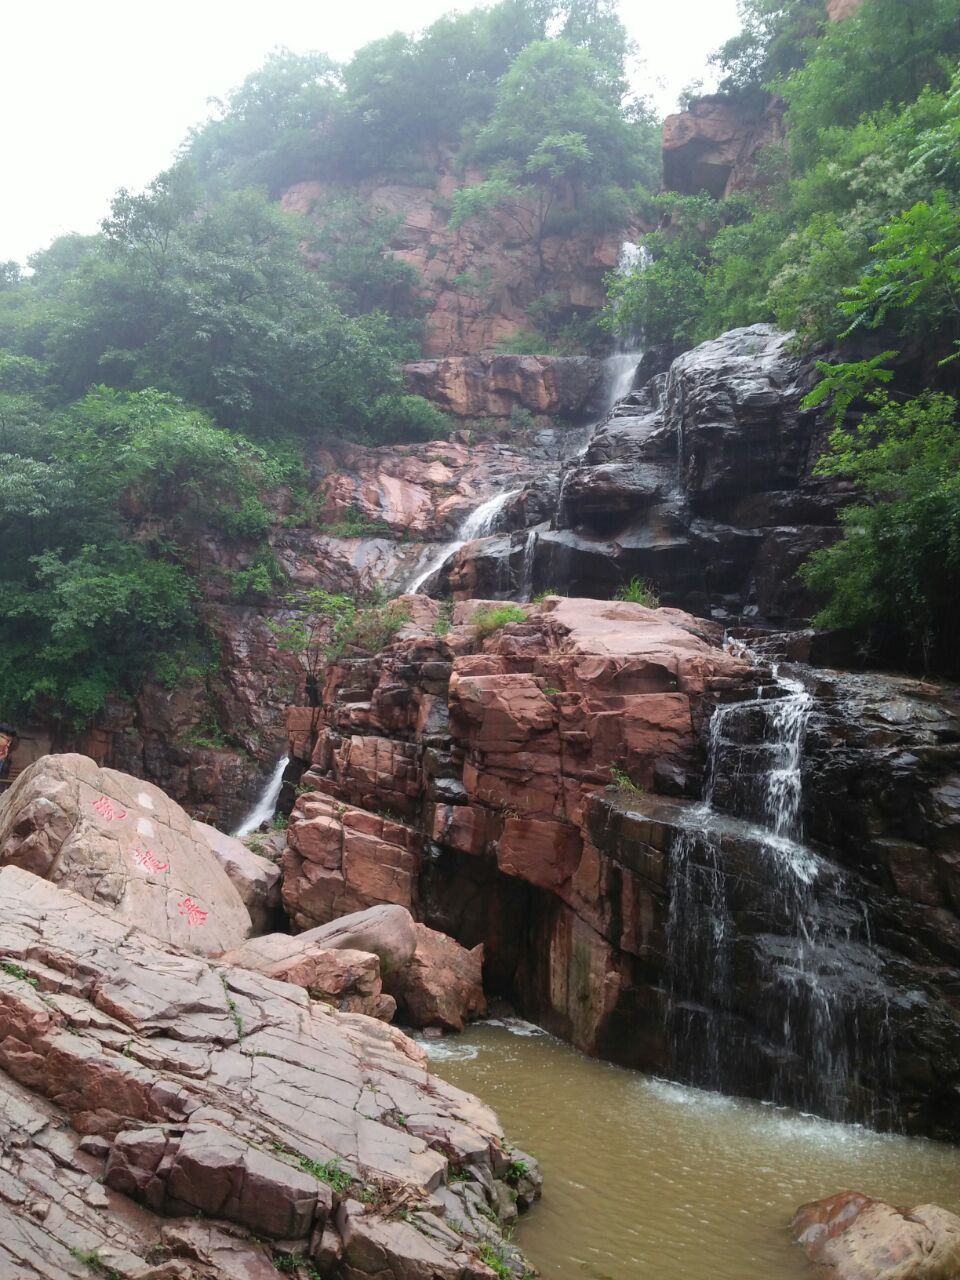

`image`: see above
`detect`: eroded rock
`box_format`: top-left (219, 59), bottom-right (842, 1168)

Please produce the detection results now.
top-left (384, 923), bottom-right (486, 1033)
top-left (0, 865), bottom-right (535, 1278)
top-left (792, 1191), bottom-right (960, 1280)
top-left (0, 754), bottom-right (252, 955)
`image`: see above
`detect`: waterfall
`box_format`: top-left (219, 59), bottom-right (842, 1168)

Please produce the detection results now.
top-left (663, 670), bottom-right (895, 1123)
top-left (407, 488), bottom-right (521, 595)
top-left (518, 530), bottom-right (539, 602)
top-left (232, 755), bottom-right (288, 837)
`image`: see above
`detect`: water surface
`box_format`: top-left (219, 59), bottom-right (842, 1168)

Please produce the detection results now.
top-left (427, 1021), bottom-right (960, 1280)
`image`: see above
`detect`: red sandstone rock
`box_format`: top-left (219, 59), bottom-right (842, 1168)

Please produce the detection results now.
top-left (404, 354), bottom-right (600, 419)
top-left (193, 819), bottom-right (281, 935)
top-left (283, 596), bottom-right (757, 1055)
top-left (222, 935), bottom-right (394, 1019)
top-left (384, 923), bottom-right (486, 1032)
top-left (662, 95), bottom-right (786, 199)
top-left (827, 0), bottom-right (863, 18)
top-left (281, 151), bottom-right (636, 357)
top-left (0, 754), bottom-right (253, 955)
top-left (283, 791), bottom-right (421, 930)
top-left (791, 1191), bottom-right (960, 1279)
top-left (0, 865), bottom-right (535, 1278)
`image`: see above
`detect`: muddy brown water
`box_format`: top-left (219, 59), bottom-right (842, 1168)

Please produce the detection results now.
top-left (425, 1021), bottom-right (960, 1280)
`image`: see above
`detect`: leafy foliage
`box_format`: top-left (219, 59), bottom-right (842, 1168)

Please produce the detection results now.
top-left (0, 387), bottom-right (286, 724)
top-left (801, 393), bottom-right (960, 669)
top-left (614, 576), bottom-right (660, 607)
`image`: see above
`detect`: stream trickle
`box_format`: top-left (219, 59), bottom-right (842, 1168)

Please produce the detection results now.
top-left (428, 1022), bottom-right (960, 1280)
top-left (407, 488), bottom-right (521, 593)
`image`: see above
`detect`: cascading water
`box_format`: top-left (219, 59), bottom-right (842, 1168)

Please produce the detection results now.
top-left (232, 755), bottom-right (288, 837)
top-left (406, 488), bottom-right (521, 594)
top-left (518, 530), bottom-right (539, 602)
top-left (663, 667), bottom-right (896, 1124)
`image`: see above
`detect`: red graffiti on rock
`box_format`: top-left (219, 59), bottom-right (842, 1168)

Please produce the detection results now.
top-left (132, 848), bottom-right (170, 875)
top-left (177, 896), bottom-right (209, 927)
top-left (93, 795), bottom-right (128, 822)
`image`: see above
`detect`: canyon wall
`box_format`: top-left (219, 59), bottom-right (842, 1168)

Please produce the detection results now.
top-left (283, 153), bottom-right (636, 357)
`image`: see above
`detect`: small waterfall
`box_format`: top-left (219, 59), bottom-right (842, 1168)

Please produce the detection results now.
top-left (407, 489), bottom-right (521, 594)
top-left (233, 756), bottom-right (288, 837)
top-left (518, 530), bottom-right (539, 602)
top-left (663, 670), bottom-right (895, 1123)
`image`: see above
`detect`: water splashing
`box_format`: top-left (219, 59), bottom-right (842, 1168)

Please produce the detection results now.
top-left (407, 488), bottom-right (521, 594)
top-left (663, 668), bottom-right (895, 1123)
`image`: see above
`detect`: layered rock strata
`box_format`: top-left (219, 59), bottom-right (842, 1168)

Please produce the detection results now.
top-left (284, 594), bottom-right (760, 1048)
top-left (0, 865), bottom-right (538, 1279)
top-left (445, 326), bottom-right (846, 627)
top-left (284, 593), bottom-right (960, 1137)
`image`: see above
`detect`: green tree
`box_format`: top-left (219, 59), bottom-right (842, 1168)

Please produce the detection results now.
top-left (800, 393), bottom-right (960, 670)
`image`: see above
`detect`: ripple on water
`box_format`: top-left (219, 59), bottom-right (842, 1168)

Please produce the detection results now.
top-left (429, 1021), bottom-right (960, 1280)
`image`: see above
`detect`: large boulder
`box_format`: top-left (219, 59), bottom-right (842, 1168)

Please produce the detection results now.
top-left (0, 753), bottom-right (252, 955)
top-left (384, 923), bottom-right (486, 1032)
top-left (0, 865), bottom-right (536, 1278)
top-left (792, 1191), bottom-right (960, 1280)
top-left (223, 933), bottom-right (395, 1020)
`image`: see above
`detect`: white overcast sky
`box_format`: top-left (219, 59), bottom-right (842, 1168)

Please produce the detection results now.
top-left (3, 0), bottom-right (741, 265)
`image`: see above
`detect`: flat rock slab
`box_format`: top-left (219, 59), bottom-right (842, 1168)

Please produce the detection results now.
top-left (0, 865), bottom-right (531, 1277)
top-left (0, 753), bottom-right (252, 955)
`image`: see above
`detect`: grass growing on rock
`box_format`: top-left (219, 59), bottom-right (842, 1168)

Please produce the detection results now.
top-left (614, 576), bottom-right (660, 607)
top-left (1, 960), bottom-right (39, 989)
top-left (609, 765), bottom-right (644, 799)
top-left (472, 604), bottom-right (527, 637)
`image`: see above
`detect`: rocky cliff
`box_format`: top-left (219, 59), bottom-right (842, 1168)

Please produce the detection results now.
top-left (283, 589), bottom-right (960, 1138)
top-left (435, 327), bottom-right (846, 626)
top-left (0, 755), bottom-right (540, 1279)
top-left (283, 151), bottom-right (636, 357)
top-left (662, 95), bottom-right (786, 199)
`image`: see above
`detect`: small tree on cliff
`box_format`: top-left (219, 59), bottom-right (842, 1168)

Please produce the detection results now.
top-left (449, 39), bottom-right (656, 277)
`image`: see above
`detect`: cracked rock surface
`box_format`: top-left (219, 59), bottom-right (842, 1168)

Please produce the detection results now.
top-left (0, 865), bottom-right (539, 1278)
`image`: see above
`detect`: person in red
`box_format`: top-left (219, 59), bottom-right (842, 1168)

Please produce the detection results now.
top-left (0, 723), bottom-right (18, 781)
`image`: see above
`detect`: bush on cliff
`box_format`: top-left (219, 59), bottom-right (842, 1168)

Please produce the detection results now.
top-left (800, 392), bottom-right (960, 671)
top-left (0, 387), bottom-right (284, 724)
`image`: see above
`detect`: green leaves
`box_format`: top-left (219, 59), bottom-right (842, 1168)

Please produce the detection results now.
top-left (800, 393), bottom-right (960, 669)
top-left (838, 192), bottom-right (960, 337)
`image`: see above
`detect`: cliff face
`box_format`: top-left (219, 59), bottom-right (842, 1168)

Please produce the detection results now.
top-left (662, 0), bottom-right (864, 198)
top-left (283, 594), bottom-right (960, 1137)
top-left (437, 327), bottom-right (846, 627)
top-left (282, 146), bottom-right (636, 357)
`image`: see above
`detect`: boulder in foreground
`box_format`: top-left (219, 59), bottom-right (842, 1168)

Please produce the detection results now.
top-left (0, 864), bottom-right (539, 1278)
top-left (385, 922), bottom-right (487, 1032)
top-left (792, 1191), bottom-right (960, 1280)
top-left (0, 753), bottom-right (252, 954)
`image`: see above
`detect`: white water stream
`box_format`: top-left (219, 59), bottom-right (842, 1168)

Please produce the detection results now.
top-left (408, 239), bottom-right (646, 597)
top-left (406, 488), bottom-right (522, 593)
top-left (232, 755), bottom-right (288, 837)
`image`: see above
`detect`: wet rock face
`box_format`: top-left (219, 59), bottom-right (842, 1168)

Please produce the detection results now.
top-left (792, 1191), bottom-right (960, 1280)
top-left (284, 595), bottom-right (960, 1137)
top-left (505, 325), bottom-right (847, 625)
top-left (0, 865), bottom-right (537, 1278)
top-left (284, 595), bottom-right (759, 1051)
